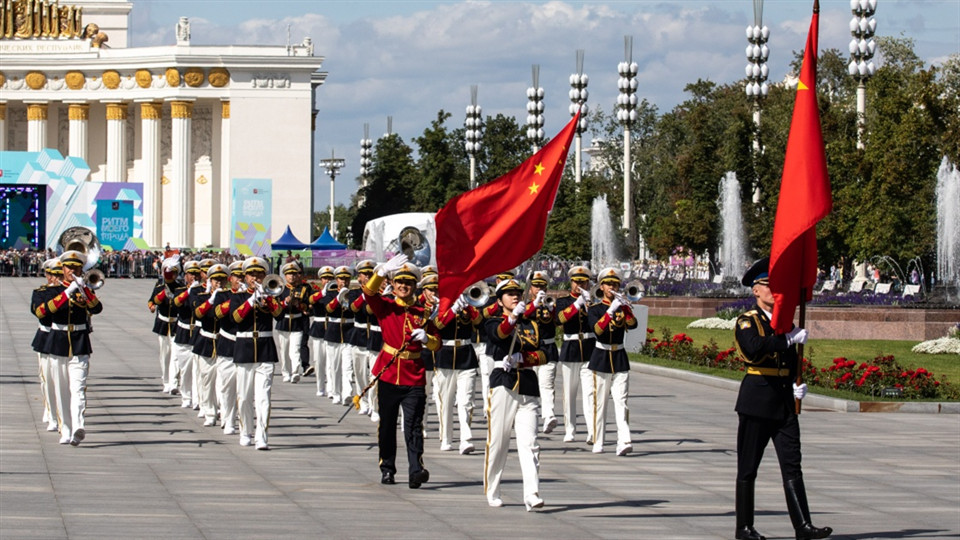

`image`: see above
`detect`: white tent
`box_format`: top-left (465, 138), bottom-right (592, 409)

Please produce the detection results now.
top-left (361, 212), bottom-right (436, 265)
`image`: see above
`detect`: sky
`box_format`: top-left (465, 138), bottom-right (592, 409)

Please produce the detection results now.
top-left (127, 0), bottom-right (960, 216)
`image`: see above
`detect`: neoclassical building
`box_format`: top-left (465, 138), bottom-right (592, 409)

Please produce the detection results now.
top-left (0, 0), bottom-right (326, 251)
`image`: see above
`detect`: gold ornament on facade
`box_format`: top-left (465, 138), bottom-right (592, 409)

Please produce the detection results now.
top-left (135, 69), bottom-right (152, 89)
top-left (221, 101), bottom-right (230, 119)
top-left (67, 103), bottom-right (89, 121)
top-left (102, 70), bottom-right (120, 89)
top-left (208, 68), bottom-right (230, 88)
top-left (170, 101), bottom-right (193, 119)
top-left (161, 175), bottom-right (170, 185)
top-left (140, 102), bottom-right (162, 120)
top-left (105, 103), bottom-right (128, 121)
top-left (0, 71), bottom-right (5, 87)
top-left (196, 175), bottom-right (208, 185)
top-left (65, 71), bottom-right (85, 90)
top-left (165, 68), bottom-right (180, 88)
top-left (27, 103), bottom-right (48, 121)
top-left (25, 71), bottom-right (46, 90)
top-left (1, 0), bottom-right (84, 40)
top-left (183, 67), bottom-right (204, 88)
top-left (0, 103), bottom-right (6, 121)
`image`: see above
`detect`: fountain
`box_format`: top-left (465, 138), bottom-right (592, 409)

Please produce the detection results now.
top-left (936, 157), bottom-right (959, 298)
top-left (591, 194), bottom-right (619, 272)
top-left (718, 171), bottom-right (750, 281)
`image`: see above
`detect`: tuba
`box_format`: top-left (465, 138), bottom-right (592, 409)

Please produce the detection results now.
top-left (463, 281), bottom-right (491, 308)
top-left (398, 226), bottom-right (431, 266)
top-left (57, 226), bottom-right (105, 287)
top-left (624, 280), bottom-right (645, 302)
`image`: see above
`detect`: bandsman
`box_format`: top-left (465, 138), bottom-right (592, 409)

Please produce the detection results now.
top-left (525, 270), bottom-right (559, 434)
top-left (172, 261), bottom-right (202, 408)
top-left (40, 250), bottom-right (103, 445)
top-left (483, 278), bottom-right (547, 510)
top-left (554, 265), bottom-right (595, 443)
top-left (148, 258), bottom-right (182, 394)
top-left (307, 266), bottom-right (335, 397)
top-left (417, 273), bottom-right (440, 439)
top-left (361, 254), bottom-right (439, 488)
top-left (32, 259), bottom-right (61, 432)
top-left (346, 260), bottom-right (377, 415)
top-left (324, 266), bottom-right (356, 404)
top-left (230, 257), bottom-right (282, 450)
top-left (193, 263), bottom-right (229, 427)
top-left (476, 269), bottom-right (516, 412)
top-left (586, 268), bottom-right (638, 456)
top-left (213, 261), bottom-right (244, 435)
top-left (275, 261), bottom-right (311, 383)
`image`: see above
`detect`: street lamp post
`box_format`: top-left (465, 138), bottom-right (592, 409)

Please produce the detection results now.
top-left (745, 0), bottom-right (770, 204)
top-left (526, 64), bottom-right (545, 154)
top-left (616, 36), bottom-right (638, 233)
top-left (359, 123), bottom-right (372, 207)
top-left (465, 85), bottom-right (483, 189)
top-left (569, 49), bottom-right (589, 185)
top-left (319, 149), bottom-right (344, 239)
top-left (849, 0), bottom-right (878, 150)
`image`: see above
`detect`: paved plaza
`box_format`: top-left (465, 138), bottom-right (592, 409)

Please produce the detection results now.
top-left (1, 277), bottom-right (958, 539)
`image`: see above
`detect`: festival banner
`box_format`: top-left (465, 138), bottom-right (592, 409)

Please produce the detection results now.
top-left (232, 178), bottom-right (272, 256)
top-left (96, 200), bottom-right (134, 251)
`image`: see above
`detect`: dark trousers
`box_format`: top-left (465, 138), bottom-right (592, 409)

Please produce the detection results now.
top-left (736, 412), bottom-right (802, 483)
top-left (377, 381), bottom-right (426, 476)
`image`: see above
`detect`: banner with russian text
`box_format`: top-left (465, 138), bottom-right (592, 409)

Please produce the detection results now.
top-left (231, 178), bottom-right (272, 256)
top-left (96, 200), bottom-right (134, 251)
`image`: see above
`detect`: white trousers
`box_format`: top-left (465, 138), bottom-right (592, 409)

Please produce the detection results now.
top-left (216, 357), bottom-right (238, 432)
top-left (39, 353), bottom-right (58, 428)
top-left (484, 386), bottom-right (540, 502)
top-left (51, 354), bottom-right (88, 439)
top-left (591, 371), bottom-right (631, 447)
top-left (558, 361), bottom-right (584, 439)
top-left (325, 342), bottom-right (345, 398)
top-left (197, 354), bottom-right (218, 421)
top-left (535, 362), bottom-right (558, 422)
top-left (173, 342), bottom-right (195, 405)
top-left (476, 345), bottom-right (493, 411)
top-left (157, 334), bottom-right (175, 390)
top-left (435, 367), bottom-right (477, 446)
top-left (276, 330), bottom-right (303, 379)
top-left (309, 336), bottom-right (327, 395)
top-left (580, 363), bottom-right (597, 442)
top-left (352, 347), bottom-right (373, 411)
top-left (236, 362), bottom-right (274, 445)
top-left (341, 343), bottom-right (358, 401)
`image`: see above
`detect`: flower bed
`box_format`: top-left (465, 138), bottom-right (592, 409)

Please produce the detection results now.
top-left (643, 328), bottom-right (960, 400)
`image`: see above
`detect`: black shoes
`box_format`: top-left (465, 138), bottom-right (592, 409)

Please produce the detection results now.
top-left (784, 478), bottom-right (832, 540)
top-left (735, 526), bottom-right (766, 540)
top-left (381, 471), bottom-right (395, 485)
top-left (408, 469), bottom-right (430, 489)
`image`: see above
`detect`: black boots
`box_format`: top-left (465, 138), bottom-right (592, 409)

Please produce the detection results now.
top-left (735, 481), bottom-right (766, 540)
top-left (784, 477), bottom-right (832, 540)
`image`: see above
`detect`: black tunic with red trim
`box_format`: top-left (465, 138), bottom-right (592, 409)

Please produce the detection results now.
top-left (214, 289), bottom-right (240, 358)
top-left (31, 285), bottom-right (53, 353)
top-left (433, 305), bottom-right (481, 370)
top-left (148, 279), bottom-right (181, 336)
top-left (555, 293), bottom-right (596, 363)
top-left (275, 283), bottom-right (311, 333)
top-left (230, 291), bottom-right (281, 364)
top-left (192, 290), bottom-right (226, 358)
top-left (484, 314), bottom-right (546, 397)
top-left (586, 300), bottom-right (638, 373)
top-left (172, 284), bottom-right (198, 346)
top-left (39, 283), bottom-right (103, 357)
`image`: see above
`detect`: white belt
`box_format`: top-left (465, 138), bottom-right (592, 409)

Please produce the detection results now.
top-left (52, 323), bottom-right (87, 332)
top-left (285, 313), bottom-right (303, 319)
top-left (310, 316), bottom-right (326, 323)
top-left (541, 338), bottom-right (556, 345)
top-left (236, 331), bottom-right (273, 339)
top-left (563, 332), bottom-right (595, 341)
top-left (369, 325), bottom-right (381, 333)
top-left (177, 321), bottom-right (194, 331)
top-left (442, 338), bottom-right (472, 347)
top-left (38, 324), bottom-right (50, 332)
top-left (218, 329), bottom-right (236, 341)
top-left (494, 360), bottom-right (530, 370)
top-left (353, 322), bottom-right (368, 330)
top-left (595, 342), bottom-right (623, 352)
top-left (199, 329), bottom-right (218, 339)
top-left (326, 318), bottom-right (343, 324)
top-left (157, 315), bottom-right (173, 322)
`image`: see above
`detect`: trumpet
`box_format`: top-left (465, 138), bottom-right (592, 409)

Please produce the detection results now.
top-left (85, 268), bottom-right (106, 290)
top-left (260, 274), bottom-right (285, 297)
top-left (624, 280), bottom-right (644, 302)
top-left (463, 281), bottom-right (490, 308)
top-left (542, 296), bottom-right (556, 311)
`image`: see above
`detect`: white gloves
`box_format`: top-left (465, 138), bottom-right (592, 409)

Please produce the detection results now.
top-left (379, 253), bottom-right (408, 277)
top-left (337, 288), bottom-right (349, 304)
top-left (606, 298), bottom-right (622, 315)
top-left (501, 352), bottom-right (521, 371)
top-left (410, 328), bottom-right (428, 344)
top-left (204, 280), bottom-right (212, 293)
top-left (74, 275), bottom-right (85, 289)
top-left (452, 296), bottom-right (466, 314)
top-left (246, 290), bottom-right (259, 307)
top-left (189, 280), bottom-right (200, 289)
top-left (508, 300), bottom-right (526, 323)
top-left (533, 290), bottom-right (547, 308)
top-left (382, 284), bottom-right (393, 296)
top-left (793, 382), bottom-right (808, 400)
top-left (786, 328), bottom-right (808, 346)
top-left (65, 280), bottom-right (80, 295)
top-left (207, 291), bottom-right (219, 306)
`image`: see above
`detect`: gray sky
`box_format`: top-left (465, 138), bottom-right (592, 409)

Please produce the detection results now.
top-left (128, 1), bottom-right (960, 215)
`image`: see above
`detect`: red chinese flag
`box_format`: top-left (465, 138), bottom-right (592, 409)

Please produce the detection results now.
top-left (769, 7), bottom-right (832, 334)
top-left (435, 112), bottom-right (579, 314)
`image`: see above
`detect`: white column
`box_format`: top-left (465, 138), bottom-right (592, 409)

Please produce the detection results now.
top-left (169, 99), bottom-right (194, 248)
top-left (26, 102), bottom-right (48, 152)
top-left (139, 101), bottom-right (162, 248)
top-left (0, 102), bottom-right (6, 151)
top-left (67, 103), bottom-right (89, 161)
top-left (105, 102), bottom-right (128, 182)
top-left (218, 100), bottom-right (231, 249)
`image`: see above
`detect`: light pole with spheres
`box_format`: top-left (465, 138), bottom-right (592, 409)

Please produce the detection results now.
top-left (359, 123), bottom-right (372, 207)
top-left (526, 64), bottom-right (545, 154)
top-left (319, 149), bottom-right (345, 239)
top-left (849, 0), bottom-right (878, 150)
top-left (465, 85), bottom-right (483, 189)
top-left (745, 0), bottom-right (770, 204)
top-left (569, 49), bottom-right (589, 185)
top-left (617, 36), bottom-right (638, 233)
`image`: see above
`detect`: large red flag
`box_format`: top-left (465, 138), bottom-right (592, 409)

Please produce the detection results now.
top-left (769, 5), bottom-right (833, 334)
top-left (435, 112), bottom-right (579, 314)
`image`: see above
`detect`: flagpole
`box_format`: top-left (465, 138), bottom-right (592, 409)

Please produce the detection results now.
top-left (795, 289), bottom-right (806, 414)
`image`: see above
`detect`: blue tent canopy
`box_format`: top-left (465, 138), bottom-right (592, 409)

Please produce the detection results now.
top-left (309, 227), bottom-right (347, 250)
top-left (271, 226), bottom-right (308, 250)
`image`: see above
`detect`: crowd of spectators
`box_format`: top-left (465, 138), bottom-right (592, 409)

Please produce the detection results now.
top-left (0, 247), bottom-right (249, 279)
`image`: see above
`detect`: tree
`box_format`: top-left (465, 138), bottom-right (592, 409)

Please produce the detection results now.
top-left (350, 133), bottom-right (416, 249)
top-left (412, 110), bottom-right (470, 212)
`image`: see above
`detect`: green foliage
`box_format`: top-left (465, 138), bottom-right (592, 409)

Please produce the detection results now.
top-left (350, 133), bottom-right (417, 248)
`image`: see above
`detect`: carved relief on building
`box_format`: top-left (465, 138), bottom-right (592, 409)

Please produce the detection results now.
top-left (183, 67), bottom-right (204, 88)
top-left (47, 75), bottom-right (64, 90)
top-left (65, 71), bottom-right (84, 90)
top-left (102, 70), bottom-right (120, 89)
top-left (251, 73), bottom-right (290, 89)
top-left (191, 104), bottom-right (212, 165)
top-left (208, 68), bottom-right (229, 88)
top-left (135, 69), bottom-right (152, 89)
top-left (0, 0), bottom-right (85, 40)
top-left (25, 71), bottom-right (45, 89)
top-left (0, 71), bottom-right (5, 87)
top-left (57, 103), bottom-right (68, 154)
top-left (165, 68), bottom-right (180, 88)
